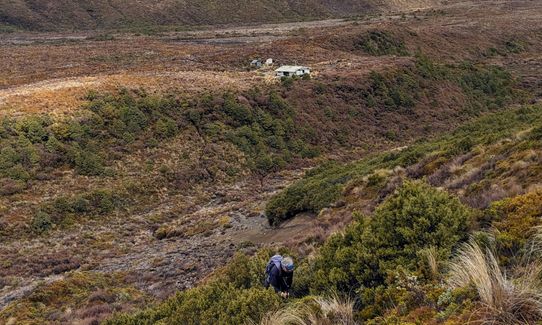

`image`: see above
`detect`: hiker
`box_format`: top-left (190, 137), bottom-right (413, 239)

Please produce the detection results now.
top-left (264, 255), bottom-right (294, 298)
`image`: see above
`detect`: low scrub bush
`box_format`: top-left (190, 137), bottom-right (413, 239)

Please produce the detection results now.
top-left (0, 56), bottom-right (523, 188)
top-left (34, 189), bottom-right (124, 231)
top-left (485, 190), bottom-right (542, 266)
top-left (356, 30), bottom-right (409, 56)
top-left (0, 92), bottom-right (182, 183)
top-left (0, 177), bottom-right (25, 196)
top-left (31, 211), bottom-right (53, 234)
top-left (265, 162), bottom-right (350, 225)
top-left (0, 272), bottom-right (145, 324)
top-left (108, 285), bottom-right (281, 325)
top-left (298, 181), bottom-right (471, 297)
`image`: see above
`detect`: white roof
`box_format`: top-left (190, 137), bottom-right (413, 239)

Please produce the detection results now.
top-left (275, 65), bottom-right (310, 73)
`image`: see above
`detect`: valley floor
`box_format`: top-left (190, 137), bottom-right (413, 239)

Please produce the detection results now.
top-left (1, 1), bottom-right (542, 324)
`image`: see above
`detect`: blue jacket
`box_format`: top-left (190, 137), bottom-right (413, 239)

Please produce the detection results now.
top-left (267, 264), bottom-right (293, 293)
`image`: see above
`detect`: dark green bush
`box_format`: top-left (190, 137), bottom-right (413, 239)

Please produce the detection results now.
top-left (356, 30), bottom-right (409, 56)
top-left (107, 284), bottom-right (280, 325)
top-left (265, 168), bottom-right (347, 225)
top-left (38, 189), bottom-right (122, 229)
top-left (300, 181), bottom-right (471, 298)
top-left (0, 91), bottom-right (187, 183)
top-left (31, 211), bottom-right (53, 234)
top-left (504, 40), bottom-right (525, 54)
top-left (223, 94), bottom-right (253, 126)
top-left (366, 69), bottom-right (419, 110)
top-left (4, 164), bottom-right (31, 181)
top-left (154, 117), bottom-right (178, 138)
top-left (85, 189), bottom-right (117, 214)
top-left (459, 64), bottom-right (515, 108)
top-left (74, 149), bottom-right (105, 176)
top-left (16, 116), bottom-right (50, 143)
top-left (281, 77), bottom-right (294, 89)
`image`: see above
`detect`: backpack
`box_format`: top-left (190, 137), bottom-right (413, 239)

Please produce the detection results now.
top-left (265, 255), bottom-right (283, 277)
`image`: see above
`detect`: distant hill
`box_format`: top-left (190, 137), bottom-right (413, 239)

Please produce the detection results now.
top-left (0, 0), bottom-right (439, 31)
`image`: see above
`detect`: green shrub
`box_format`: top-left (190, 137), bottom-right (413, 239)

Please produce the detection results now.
top-left (16, 135), bottom-right (40, 167)
top-left (486, 191), bottom-right (542, 266)
top-left (302, 181), bottom-right (471, 298)
top-left (154, 117), bottom-right (178, 138)
top-left (74, 149), bottom-right (105, 176)
top-left (38, 189), bottom-right (123, 229)
top-left (254, 154), bottom-right (280, 174)
top-left (31, 211), bottom-right (53, 234)
top-left (0, 146), bottom-right (19, 170)
top-left (265, 169), bottom-right (346, 225)
top-left (223, 94), bottom-right (253, 126)
top-left (281, 77), bottom-right (294, 89)
top-left (504, 40), bottom-right (525, 54)
top-left (16, 116), bottom-right (49, 143)
top-left (356, 30), bottom-right (409, 56)
top-left (369, 181), bottom-right (471, 266)
top-left (110, 182), bottom-right (471, 324)
top-left (85, 189), bottom-right (117, 214)
top-left (121, 105), bottom-right (149, 134)
top-left (459, 64), bottom-right (515, 107)
top-left (4, 164), bottom-right (31, 181)
top-left (107, 285), bottom-right (280, 325)
top-left (366, 70), bottom-right (419, 110)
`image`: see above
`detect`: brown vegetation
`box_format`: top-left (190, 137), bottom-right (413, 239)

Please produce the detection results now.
top-left (1, 1), bottom-right (542, 323)
top-left (1, 0), bottom-right (439, 31)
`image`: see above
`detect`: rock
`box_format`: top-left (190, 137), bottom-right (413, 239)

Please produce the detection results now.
top-left (248, 211), bottom-right (260, 218)
top-left (331, 200), bottom-right (346, 208)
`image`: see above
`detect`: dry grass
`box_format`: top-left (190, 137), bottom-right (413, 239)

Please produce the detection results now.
top-left (310, 295), bottom-right (356, 325)
top-left (0, 71), bottom-right (265, 117)
top-left (256, 308), bottom-right (307, 325)
top-left (253, 294), bottom-right (356, 325)
top-left (448, 240), bottom-right (542, 324)
top-left (521, 226), bottom-right (542, 268)
top-left (424, 246), bottom-right (439, 280)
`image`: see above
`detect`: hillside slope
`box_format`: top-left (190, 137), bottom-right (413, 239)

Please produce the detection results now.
top-left (0, 0), bottom-right (439, 31)
top-left (103, 103), bottom-right (542, 324)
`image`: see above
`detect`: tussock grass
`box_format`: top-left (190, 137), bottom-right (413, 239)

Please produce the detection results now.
top-left (254, 294), bottom-right (356, 325)
top-left (256, 308), bottom-right (307, 325)
top-left (424, 246), bottom-right (440, 280)
top-left (311, 295), bottom-right (356, 325)
top-left (448, 240), bottom-right (542, 324)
